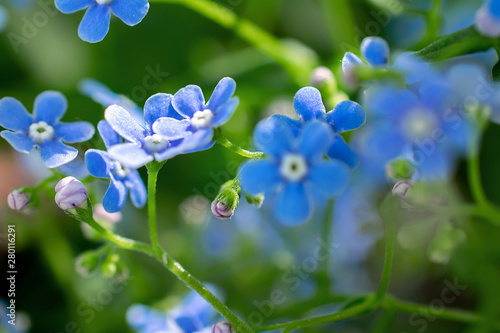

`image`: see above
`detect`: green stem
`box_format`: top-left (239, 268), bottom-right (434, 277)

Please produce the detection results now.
top-left (149, 0), bottom-right (313, 85)
top-left (213, 128), bottom-right (264, 159)
top-left (316, 199), bottom-right (335, 290)
top-left (146, 161), bottom-right (164, 256)
top-left (375, 203), bottom-right (396, 301)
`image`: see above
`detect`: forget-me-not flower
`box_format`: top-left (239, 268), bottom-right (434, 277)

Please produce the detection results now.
top-left (239, 117), bottom-right (350, 225)
top-left (85, 120), bottom-right (146, 213)
top-left (0, 91), bottom-right (94, 168)
top-left (55, 0), bottom-right (150, 43)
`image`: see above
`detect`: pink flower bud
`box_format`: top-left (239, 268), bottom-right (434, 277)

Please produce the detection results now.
top-left (55, 177), bottom-right (88, 211)
top-left (310, 66), bottom-right (335, 88)
top-left (7, 189), bottom-right (30, 211)
top-left (212, 321), bottom-right (236, 333)
top-left (392, 180), bottom-right (415, 198)
top-left (211, 201), bottom-right (235, 220)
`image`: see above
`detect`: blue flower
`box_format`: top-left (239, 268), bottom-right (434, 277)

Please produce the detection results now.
top-left (291, 87), bottom-right (366, 168)
top-left (104, 93), bottom-right (200, 169)
top-left (85, 120), bottom-right (146, 213)
top-left (78, 78), bottom-right (144, 125)
top-left (476, 0), bottom-right (500, 37)
top-left (239, 117), bottom-right (350, 225)
top-left (55, 0), bottom-right (149, 43)
top-left (0, 91), bottom-right (95, 168)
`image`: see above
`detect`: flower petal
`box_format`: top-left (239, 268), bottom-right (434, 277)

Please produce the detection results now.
top-left (360, 37), bottom-right (389, 66)
top-left (211, 97), bottom-right (239, 127)
top-left (144, 93), bottom-right (174, 133)
top-left (179, 128), bottom-right (214, 152)
top-left (206, 77), bottom-right (236, 111)
top-left (104, 104), bottom-right (146, 144)
top-left (152, 118), bottom-right (191, 140)
top-left (327, 135), bottom-right (359, 168)
top-left (1, 131), bottom-right (34, 153)
top-left (293, 87), bottom-right (326, 122)
top-left (239, 159), bottom-right (281, 196)
top-left (110, 0), bottom-right (149, 26)
top-left (124, 171), bottom-right (147, 208)
top-left (78, 4), bottom-right (111, 43)
top-left (108, 143), bottom-right (153, 169)
top-left (85, 149), bottom-right (111, 178)
top-left (253, 116), bottom-right (293, 158)
top-left (0, 97), bottom-right (33, 133)
top-left (33, 91), bottom-right (67, 125)
top-left (172, 85), bottom-right (205, 118)
top-left (307, 161), bottom-right (350, 197)
top-left (270, 114), bottom-right (302, 137)
top-left (97, 120), bottom-right (122, 148)
top-left (326, 101), bottom-right (366, 133)
top-left (38, 140), bottom-right (78, 168)
top-left (55, 121), bottom-right (95, 143)
top-left (275, 182), bottom-right (311, 226)
top-left (55, 0), bottom-right (92, 13)
top-left (103, 178), bottom-right (128, 213)
top-left (297, 121), bottom-right (333, 161)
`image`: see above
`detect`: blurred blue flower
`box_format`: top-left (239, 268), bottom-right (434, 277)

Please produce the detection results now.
top-left (0, 5), bottom-right (8, 32)
top-left (239, 117), bottom-right (350, 225)
top-left (85, 120), bottom-right (146, 213)
top-left (0, 91), bottom-right (94, 168)
top-left (292, 87), bottom-right (366, 168)
top-left (476, 0), bottom-right (500, 37)
top-left (105, 93), bottom-right (198, 169)
top-left (79, 78), bottom-right (145, 124)
top-left (55, 0), bottom-right (150, 43)
top-left (127, 290), bottom-right (219, 333)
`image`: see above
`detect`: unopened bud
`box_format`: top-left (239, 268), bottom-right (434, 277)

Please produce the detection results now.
top-left (310, 66), bottom-right (337, 90)
top-left (386, 158), bottom-right (416, 180)
top-left (75, 250), bottom-right (102, 277)
top-left (7, 188), bottom-right (32, 212)
top-left (211, 180), bottom-right (240, 220)
top-left (475, 6), bottom-right (500, 38)
top-left (100, 252), bottom-right (128, 280)
top-left (342, 52), bottom-right (363, 86)
top-left (55, 177), bottom-right (88, 211)
top-left (245, 193), bottom-right (265, 208)
top-left (392, 180), bottom-right (415, 198)
top-left (212, 321), bottom-right (236, 333)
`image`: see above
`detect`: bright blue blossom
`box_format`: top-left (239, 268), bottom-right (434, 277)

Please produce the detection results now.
top-left (239, 117), bottom-right (350, 225)
top-left (85, 120), bottom-right (146, 213)
top-left (104, 93), bottom-right (201, 169)
top-left (55, 0), bottom-right (149, 43)
top-left (290, 87), bottom-right (366, 168)
top-left (0, 91), bottom-right (94, 168)
top-left (476, 0), bottom-right (500, 37)
top-left (126, 290), bottom-right (219, 333)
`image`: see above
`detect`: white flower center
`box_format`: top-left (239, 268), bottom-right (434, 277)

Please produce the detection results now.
top-left (96, 0), bottom-right (111, 5)
top-left (402, 110), bottom-right (438, 139)
top-left (143, 134), bottom-right (169, 153)
top-left (111, 161), bottom-right (130, 180)
top-left (280, 154), bottom-right (308, 181)
top-left (29, 121), bottom-right (54, 143)
top-left (191, 109), bottom-right (214, 129)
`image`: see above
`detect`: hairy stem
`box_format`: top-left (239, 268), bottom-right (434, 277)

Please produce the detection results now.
top-left (214, 128), bottom-right (264, 159)
top-left (146, 161), bottom-right (164, 256)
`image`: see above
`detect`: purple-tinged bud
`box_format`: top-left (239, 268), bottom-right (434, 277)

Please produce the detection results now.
top-left (211, 201), bottom-right (235, 220)
top-left (392, 180), bottom-right (415, 198)
top-left (55, 177), bottom-right (89, 212)
top-left (7, 188), bottom-right (31, 211)
top-left (476, 5), bottom-right (500, 38)
top-left (310, 66), bottom-right (336, 89)
top-left (211, 180), bottom-right (240, 220)
top-left (212, 321), bottom-right (236, 333)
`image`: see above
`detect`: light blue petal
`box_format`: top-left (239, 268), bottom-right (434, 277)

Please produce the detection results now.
top-left (124, 171), bottom-right (147, 208)
top-left (103, 178), bottom-right (128, 213)
top-left (253, 116), bottom-right (293, 158)
top-left (33, 91), bottom-right (67, 125)
top-left (38, 140), bottom-right (78, 168)
top-left (307, 161), bottom-right (350, 196)
top-left (55, 0), bottom-right (92, 13)
top-left (110, 0), bottom-right (149, 26)
top-left (104, 105), bottom-right (146, 144)
top-left (326, 101), bottom-right (366, 133)
top-left (327, 135), bottom-right (359, 168)
top-left (0, 131), bottom-right (34, 153)
top-left (108, 143), bottom-right (153, 169)
top-left (179, 127), bottom-right (214, 152)
top-left (206, 77), bottom-right (236, 111)
top-left (297, 121), bottom-right (333, 161)
top-left (172, 85), bottom-right (205, 118)
top-left (78, 4), bottom-right (111, 43)
top-left (360, 37), bottom-right (390, 66)
top-left (239, 159), bottom-right (281, 196)
top-left (97, 120), bottom-right (122, 148)
top-left (144, 93), bottom-right (174, 133)
top-left (342, 52), bottom-right (364, 74)
top-left (55, 121), bottom-right (95, 143)
top-left (0, 97), bottom-right (33, 133)
top-left (85, 149), bottom-right (111, 178)
top-left (152, 118), bottom-right (191, 140)
top-left (270, 114), bottom-right (302, 137)
top-left (293, 87), bottom-right (326, 122)
top-left (211, 97), bottom-right (239, 127)
top-left (413, 147), bottom-right (454, 181)
top-left (275, 182), bottom-right (311, 226)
